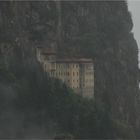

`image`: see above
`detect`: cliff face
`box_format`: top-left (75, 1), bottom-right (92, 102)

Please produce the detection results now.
top-left (0, 0), bottom-right (140, 138)
top-left (59, 0), bottom-right (140, 128)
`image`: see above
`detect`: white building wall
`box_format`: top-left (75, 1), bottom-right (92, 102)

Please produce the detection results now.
top-left (36, 48), bottom-right (94, 98)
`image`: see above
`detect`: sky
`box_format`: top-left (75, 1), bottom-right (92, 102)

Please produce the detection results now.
top-left (128, 0), bottom-right (140, 63)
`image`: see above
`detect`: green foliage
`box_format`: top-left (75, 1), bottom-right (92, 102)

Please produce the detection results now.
top-left (10, 69), bottom-right (135, 139)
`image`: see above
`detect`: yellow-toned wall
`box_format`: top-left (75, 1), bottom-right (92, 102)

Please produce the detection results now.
top-left (50, 62), bottom-right (94, 98)
top-left (54, 63), bottom-right (80, 89)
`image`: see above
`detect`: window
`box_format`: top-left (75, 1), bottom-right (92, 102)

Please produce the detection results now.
top-left (73, 72), bottom-right (75, 76)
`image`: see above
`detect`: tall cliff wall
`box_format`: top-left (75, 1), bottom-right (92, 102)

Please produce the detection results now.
top-left (0, 1), bottom-right (140, 138)
top-left (56, 1), bottom-right (140, 129)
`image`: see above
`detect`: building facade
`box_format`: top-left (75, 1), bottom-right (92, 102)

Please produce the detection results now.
top-left (36, 47), bottom-right (94, 98)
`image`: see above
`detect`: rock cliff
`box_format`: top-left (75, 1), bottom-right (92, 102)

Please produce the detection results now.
top-left (0, 1), bottom-right (140, 139)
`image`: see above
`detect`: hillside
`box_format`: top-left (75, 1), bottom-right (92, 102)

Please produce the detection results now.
top-left (0, 1), bottom-right (140, 139)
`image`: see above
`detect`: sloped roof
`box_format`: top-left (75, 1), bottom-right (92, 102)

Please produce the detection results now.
top-left (56, 58), bottom-right (93, 63)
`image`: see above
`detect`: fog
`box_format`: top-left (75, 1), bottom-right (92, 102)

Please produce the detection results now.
top-left (0, 83), bottom-right (57, 139)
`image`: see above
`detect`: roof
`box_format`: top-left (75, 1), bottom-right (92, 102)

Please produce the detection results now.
top-left (37, 46), bottom-right (93, 63)
top-left (56, 58), bottom-right (93, 63)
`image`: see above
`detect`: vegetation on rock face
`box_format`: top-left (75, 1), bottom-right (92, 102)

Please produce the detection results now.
top-left (0, 0), bottom-right (139, 139)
